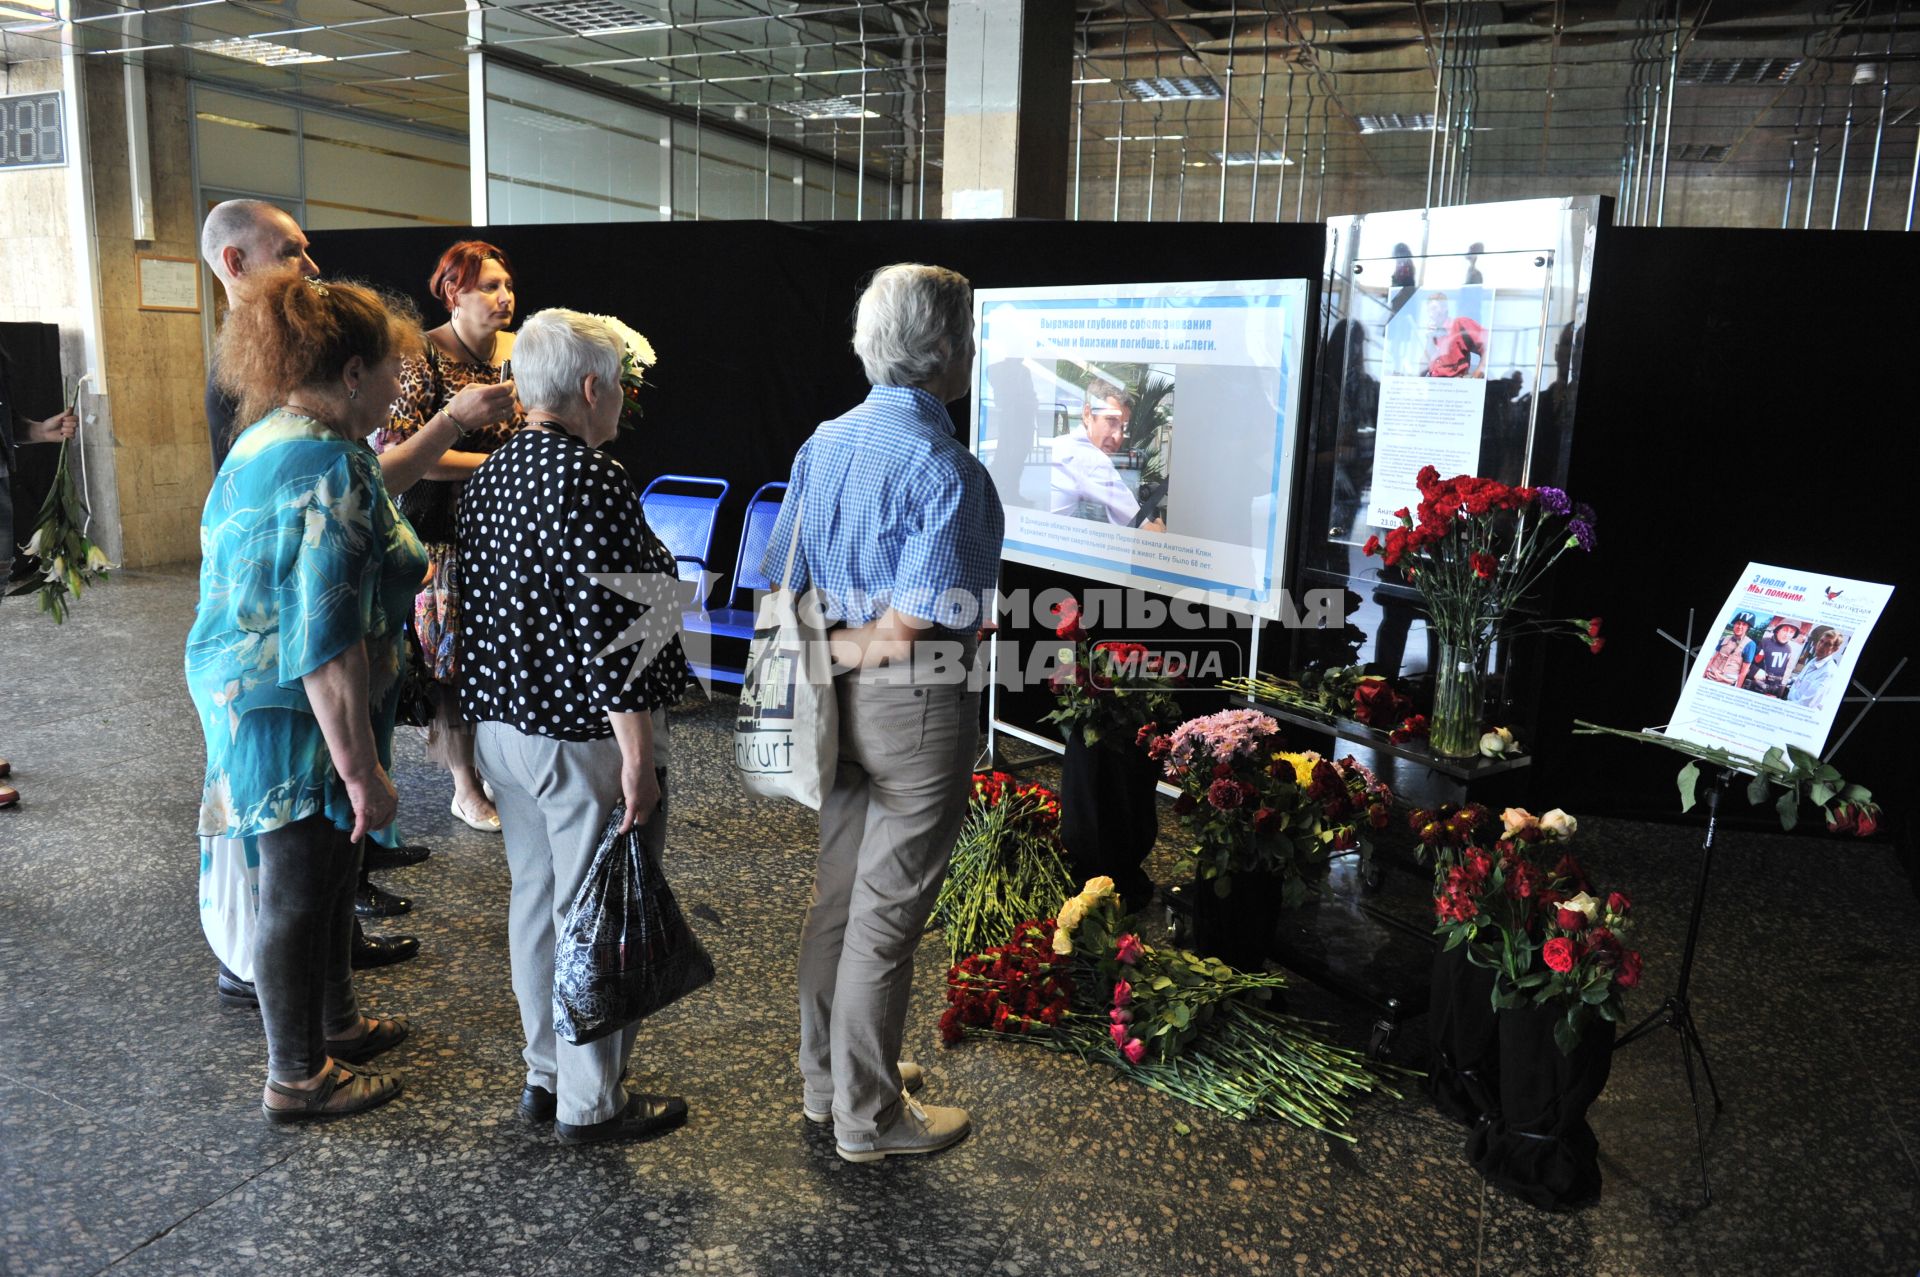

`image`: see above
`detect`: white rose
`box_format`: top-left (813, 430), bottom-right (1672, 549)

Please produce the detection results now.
top-left (1051, 927), bottom-right (1073, 957)
top-left (1056, 895), bottom-right (1086, 935)
top-left (1081, 876), bottom-right (1116, 902)
top-left (1478, 731), bottom-right (1507, 758)
top-left (1562, 890), bottom-right (1599, 921)
top-left (1540, 808), bottom-right (1579, 840)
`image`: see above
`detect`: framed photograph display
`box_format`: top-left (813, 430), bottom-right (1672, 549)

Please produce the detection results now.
top-left (970, 278), bottom-right (1311, 620)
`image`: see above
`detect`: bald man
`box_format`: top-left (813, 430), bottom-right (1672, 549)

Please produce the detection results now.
top-left (198, 201), bottom-right (319, 470)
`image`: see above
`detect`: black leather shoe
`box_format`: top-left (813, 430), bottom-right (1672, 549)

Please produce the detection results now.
top-left (520, 1084), bottom-right (557, 1124)
top-left (217, 969), bottom-right (259, 1009)
top-left (354, 882), bottom-right (413, 918)
top-left (555, 1091), bottom-right (687, 1145)
top-left (364, 842), bottom-right (432, 871)
top-left (352, 929), bottom-right (420, 969)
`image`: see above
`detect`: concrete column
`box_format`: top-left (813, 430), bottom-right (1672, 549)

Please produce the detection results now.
top-left (941, 0), bottom-right (1073, 219)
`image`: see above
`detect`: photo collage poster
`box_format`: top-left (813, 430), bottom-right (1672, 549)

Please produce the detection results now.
top-left (1666, 562), bottom-right (1894, 763)
top-left (970, 279), bottom-right (1308, 619)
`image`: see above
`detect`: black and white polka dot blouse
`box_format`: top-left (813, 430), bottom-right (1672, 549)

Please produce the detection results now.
top-left (456, 427), bottom-right (693, 739)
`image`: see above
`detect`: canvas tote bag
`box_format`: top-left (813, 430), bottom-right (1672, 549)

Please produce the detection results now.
top-left (734, 496), bottom-right (839, 808)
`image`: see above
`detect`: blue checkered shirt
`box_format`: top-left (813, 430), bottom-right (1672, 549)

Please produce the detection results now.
top-left (762, 385), bottom-right (1003, 630)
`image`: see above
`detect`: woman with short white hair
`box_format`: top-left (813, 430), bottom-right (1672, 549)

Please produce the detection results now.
top-left (764, 263), bottom-right (1003, 1163)
top-left (456, 308), bottom-right (696, 1145)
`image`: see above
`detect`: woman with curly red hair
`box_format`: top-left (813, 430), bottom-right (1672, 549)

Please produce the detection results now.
top-left (377, 239), bottom-right (524, 832)
top-left (191, 274), bottom-right (432, 1121)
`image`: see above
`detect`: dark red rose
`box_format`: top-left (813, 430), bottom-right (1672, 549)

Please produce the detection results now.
top-left (1616, 949), bottom-right (1643, 989)
top-left (1331, 828), bottom-right (1358, 851)
top-left (1135, 722), bottom-right (1158, 748)
top-left (1252, 806), bottom-right (1279, 835)
top-left (1543, 937), bottom-right (1576, 973)
top-left (1368, 802), bottom-right (1390, 830)
top-left (1212, 762), bottom-right (1235, 781)
top-left (1606, 891), bottom-right (1631, 916)
top-left (1207, 778), bottom-right (1246, 810)
top-left (1588, 616), bottom-right (1604, 638)
top-left (1172, 792), bottom-right (1197, 816)
top-left (1589, 636), bottom-right (1606, 655)
top-left (1826, 802), bottom-right (1859, 836)
top-left (1556, 906), bottom-right (1588, 931)
top-left (1552, 853), bottom-right (1588, 891)
top-left (1351, 678), bottom-right (1399, 726)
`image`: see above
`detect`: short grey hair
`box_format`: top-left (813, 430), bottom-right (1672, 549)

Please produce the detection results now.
top-left (851, 263), bottom-right (973, 388)
top-left (200, 199), bottom-right (283, 278)
top-left (513, 308), bottom-right (624, 415)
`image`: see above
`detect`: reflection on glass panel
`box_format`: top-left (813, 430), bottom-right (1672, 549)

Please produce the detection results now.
top-left (193, 88), bottom-right (299, 198)
top-left (486, 63), bottom-right (669, 223)
top-left (767, 153), bottom-right (803, 221)
top-left (304, 114), bottom-right (468, 229)
top-left (1290, 196), bottom-right (1605, 719)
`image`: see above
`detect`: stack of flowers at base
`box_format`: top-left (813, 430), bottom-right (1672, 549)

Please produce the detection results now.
top-left (939, 877), bottom-right (1401, 1139)
top-left (1416, 806), bottom-right (1641, 1207)
top-left (1140, 709), bottom-right (1326, 907)
top-left (930, 773), bottom-right (1075, 965)
top-left (1420, 804), bottom-right (1642, 1050)
top-left (1223, 666), bottom-right (1432, 743)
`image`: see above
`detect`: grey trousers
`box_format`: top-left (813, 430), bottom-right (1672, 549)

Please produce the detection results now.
top-left (475, 718), bottom-right (668, 1127)
top-left (798, 677), bottom-right (977, 1144)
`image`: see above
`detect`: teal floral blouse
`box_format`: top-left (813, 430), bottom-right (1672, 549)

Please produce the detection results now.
top-left (186, 409), bottom-right (428, 838)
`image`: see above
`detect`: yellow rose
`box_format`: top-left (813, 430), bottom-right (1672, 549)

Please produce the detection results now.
top-left (1051, 927), bottom-right (1073, 957)
top-left (1056, 895), bottom-right (1086, 935)
top-left (1081, 876), bottom-right (1116, 902)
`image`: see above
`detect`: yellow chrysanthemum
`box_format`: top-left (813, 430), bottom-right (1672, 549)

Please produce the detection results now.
top-left (1275, 750), bottom-right (1323, 789)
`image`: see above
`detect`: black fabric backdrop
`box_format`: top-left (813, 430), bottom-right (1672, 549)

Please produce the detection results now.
top-left (309, 217), bottom-right (1916, 865)
top-left (2, 320), bottom-right (65, 586)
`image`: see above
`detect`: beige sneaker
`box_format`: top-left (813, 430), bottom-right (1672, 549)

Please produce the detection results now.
top-left (835, 1095), bottom-right (970, 1163)
top-left (803, 1061), bottom-right (925, 1125)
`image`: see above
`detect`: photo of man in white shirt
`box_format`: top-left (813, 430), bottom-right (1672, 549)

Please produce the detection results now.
top-left (1049, 378), bottom-right (1166, 532)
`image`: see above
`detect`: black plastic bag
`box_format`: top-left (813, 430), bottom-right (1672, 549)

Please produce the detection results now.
top-left (553, 804), bottom-right (714, 1045)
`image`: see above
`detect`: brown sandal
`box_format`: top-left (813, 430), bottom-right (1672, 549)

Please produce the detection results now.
top-left (0, 784), bottom-right (17, 809)
top-left (326, 1014), bottom-right (411, 1063)
top-left (262, 1060), bottom-right (401, 1124)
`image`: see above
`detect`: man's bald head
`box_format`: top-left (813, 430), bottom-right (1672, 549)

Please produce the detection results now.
top-left (200, 199), bottom-right (317, 300)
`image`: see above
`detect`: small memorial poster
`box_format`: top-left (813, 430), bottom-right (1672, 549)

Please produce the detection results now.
top-left (1367, 287), bottom-right (1494, 529)
top-left (1666, 562), bottom-right (1894, 761)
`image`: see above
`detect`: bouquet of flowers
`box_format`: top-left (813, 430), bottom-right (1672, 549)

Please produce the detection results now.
top-left (1142, 708), bottom-right (1325, 905)
top-left (1364, 467), bottom-right (1603, 756)
top-left (1040, 595), bottom-right (1182, 748)
top-left (942, 879), bottom-right (1402, 1136)
top-left (587, 314), bottom-right (657, 430)
top-left (21, 385), bottom-right (113, 623)
top-left (1418, 805), bottom-right (1642, 1053)
top-left (930, 773), bottom-right (1075, 964)
top-left (1275, 751), bottom-right (1394, 866)
top-left (1222, 664), bottom-right (1427, 733)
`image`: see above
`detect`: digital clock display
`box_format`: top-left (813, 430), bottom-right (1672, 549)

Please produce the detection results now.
top-left (0, 91), bottom-right (66, 169)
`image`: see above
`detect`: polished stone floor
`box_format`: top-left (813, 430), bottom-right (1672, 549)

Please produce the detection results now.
top-left (1, 569), bottom-right (1915, 1277)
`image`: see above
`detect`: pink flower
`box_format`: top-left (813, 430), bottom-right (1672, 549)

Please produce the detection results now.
top-left (1108, 1007), bottom-right (1132, 1025)
top-left (1108, 1022), bottom-right (1129, 1046)
top-left (1114, 934), bottom-right (1146, 965)
top-left (1122, 1038), bottom-right (1148, 1065)
top-left (1112, 979), bottom-right (1133, 1008)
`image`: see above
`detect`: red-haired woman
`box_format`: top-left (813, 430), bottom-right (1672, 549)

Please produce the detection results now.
top-left (191, 275), bottom-right (427, 1121)
top-left (378, 240), bottom-right (523, 832)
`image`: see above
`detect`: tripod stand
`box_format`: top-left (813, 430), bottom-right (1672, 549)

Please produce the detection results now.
top-left (1614, 764), bottom-right (1729, 1204)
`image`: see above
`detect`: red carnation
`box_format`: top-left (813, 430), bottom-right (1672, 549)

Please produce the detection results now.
top-left (1543, 937), bottom-right (1576, 973)
top-left (1588, 616), bottom-right (1604, 638)
top-left (1207, 778), bottom-right (1246, 810)
top-left (1470, 552), bottom-right (1498, 580)
top-left (1589, 636), bottom-right (1606, 655)
top-left (1363, 534), bottom-right (1381, 557)
top-left (1052, 597), bottom-right (1085, 641)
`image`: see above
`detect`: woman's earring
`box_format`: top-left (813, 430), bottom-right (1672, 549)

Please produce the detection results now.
top-left (348, 387), bottom-right (359, 400)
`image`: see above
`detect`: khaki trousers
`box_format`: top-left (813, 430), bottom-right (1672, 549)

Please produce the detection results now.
top-left (797, 676), bottom-right (977, 1144)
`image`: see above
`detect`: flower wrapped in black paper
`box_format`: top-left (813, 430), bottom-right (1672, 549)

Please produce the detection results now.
top-left (553, 804), bottom-right (714, 1045)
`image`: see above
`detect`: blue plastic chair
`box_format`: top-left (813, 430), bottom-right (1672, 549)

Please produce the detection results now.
top-left (683, 481), bottom-right (787, 685)
top-left (638, 474), bottom-right (730, 593)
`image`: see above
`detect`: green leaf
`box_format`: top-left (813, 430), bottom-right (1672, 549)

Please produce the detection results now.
top-left (1581, 984), bottom-right (1610, 1004)
top-left (1775, 789), bottom-right (1800, 831)
top-left (1170, 1003), bottom-right (1191, 1029)
top-left (1839, 784), bottom-right (1872, 804)
top-left (1597, 1000), bottom-right (1620, 1022)
top-left (1746, 774), bottom-right (1772, 807)
top-left (1151, 975), bottom-right (1174, 991)
top-left (1676, 760), bottom-right (1700, 813)
top-left (1552, 1015), bottom-right (1581, 1055)
top-left (1785, 744), bottom-right (1819, 773)
top-left (1809, 781), bottom-right (1835, 809)
top-left (1761, 745), bottom-right (1786, 771)
top-left (1442, 929), bottom-right (1465, 951)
